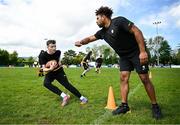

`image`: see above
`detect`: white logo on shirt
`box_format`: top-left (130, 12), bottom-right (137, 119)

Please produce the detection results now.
top-left (111, 29), bottom-right (114, 34)
top-left (142, 65), bottom-right (145, 70)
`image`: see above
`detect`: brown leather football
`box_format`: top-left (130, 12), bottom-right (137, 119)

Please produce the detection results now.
top-left (45, 60), bottom-right (58, 68)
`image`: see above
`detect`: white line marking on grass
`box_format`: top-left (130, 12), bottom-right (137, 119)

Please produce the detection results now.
top-left (91, 84), bottom-right (142, 124)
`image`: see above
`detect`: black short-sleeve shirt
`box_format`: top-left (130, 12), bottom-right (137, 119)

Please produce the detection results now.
top-left (95, 16), bottom-right (139, 57)
top-left (83, 54), bottom-right (91, 62)
top-left (39, 50), bottom-right (61, 65)
top-left (96, 57), bottom-right (103, 64)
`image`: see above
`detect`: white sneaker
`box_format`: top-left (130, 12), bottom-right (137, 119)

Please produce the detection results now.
top-left (80, 97), bottom-right (88, 105)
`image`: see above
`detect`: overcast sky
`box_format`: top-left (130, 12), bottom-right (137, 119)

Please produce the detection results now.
top-left (0, 0), bottom-right (180, 57)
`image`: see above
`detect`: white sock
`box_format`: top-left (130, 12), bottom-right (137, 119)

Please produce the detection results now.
top-left (60, 92), bottom-right (66, 98)
top-left (82, 68), bottom-right (90, 75)
top-left (82, 70), bottom-right (87, 75)
top-left (80, 96), bottom-right (85, 100)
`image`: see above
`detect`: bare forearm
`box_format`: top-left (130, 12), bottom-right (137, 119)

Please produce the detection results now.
top-left (131, 25), bottom-right (148, 64)
top-left (75, 35), bottom-right (96, 47)
top-left (42, 65), bottom-right (53, 72)
top-left (134, 30), bottom-right (146, 52)
top-left (80, 37), bottom-right (91, 45)
top-left (43, 68), bottom-right (52, 72)
top-left (75, 35), bottom-right (97, 47)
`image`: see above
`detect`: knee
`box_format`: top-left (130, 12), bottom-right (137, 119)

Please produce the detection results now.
top-left (120, 74), bottom-right (129, 84)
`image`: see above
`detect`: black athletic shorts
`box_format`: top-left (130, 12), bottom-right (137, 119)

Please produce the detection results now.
top-left (119, 51), bottom-right (149, 74)
top-left (96, 63), bottom-right (102, 68)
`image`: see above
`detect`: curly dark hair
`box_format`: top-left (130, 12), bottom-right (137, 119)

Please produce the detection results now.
top-left (95, 6), bottom-right (113, 19)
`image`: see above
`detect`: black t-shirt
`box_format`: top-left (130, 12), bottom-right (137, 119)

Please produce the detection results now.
top-left (83, 54), bottom-right (91, 62)
top-left (96, 57), bottom-right (103, 64)
top-left (94, 16), bottom-right (139, 57)
top-left (39, 50), bottom-right (61, 65)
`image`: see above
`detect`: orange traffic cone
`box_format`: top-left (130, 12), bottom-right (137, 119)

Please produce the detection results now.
top-left (105, 86), bottom-right (117, 110)
top-left (149, 71), bottom-right (152, 79)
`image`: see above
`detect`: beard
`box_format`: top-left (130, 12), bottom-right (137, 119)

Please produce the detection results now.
top-left (97, 23), bottom-right (104, 28)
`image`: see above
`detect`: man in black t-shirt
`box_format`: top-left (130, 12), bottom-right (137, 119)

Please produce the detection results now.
top-left (80, 51), bottom-right (92, 77)
top-left (75, 6), bottom-right (162, 119)
top-left (95, 55), bottom-right (103, 73)
top-left (39, 40), bottom-right (88, 106)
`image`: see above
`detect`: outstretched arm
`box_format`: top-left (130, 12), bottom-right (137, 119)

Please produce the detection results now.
top-left (75, 35), bottom-right (97, 47)
top-left (130, 25), bottom-right (148, 65)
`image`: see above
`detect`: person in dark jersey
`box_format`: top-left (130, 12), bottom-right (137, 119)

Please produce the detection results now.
top-left (39, 40), bottom-right (88, 107)
top-left (80, 51), bottom-right (92, 78)
top-left (38, 50), bottom-right (45, 77)
top-left (95, 55), bottom-right (103, 73)
top-left (75, 6), bottom-right (162, 119)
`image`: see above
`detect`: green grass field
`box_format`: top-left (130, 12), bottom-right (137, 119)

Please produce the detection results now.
top-left (0, 67), bottom-right (180, 124)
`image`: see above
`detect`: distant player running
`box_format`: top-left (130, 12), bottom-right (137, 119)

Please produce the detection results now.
top-left (39, 40), bottom-right (88, 106)
top-left (80, 51), bottom-right (92, 77)
top-left (95, 55), bottom-right (103, 73)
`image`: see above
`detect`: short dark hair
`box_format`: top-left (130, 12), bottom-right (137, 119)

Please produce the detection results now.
top-left (95, 6), bottom-right (113, 19)
top-left (46, 40), bottom-right (56, 46)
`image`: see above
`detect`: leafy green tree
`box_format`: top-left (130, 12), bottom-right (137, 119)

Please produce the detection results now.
top-left (61, 50), bottom-right (77, 65)
top-left (91, 45), bottom-right (99, 60)
top-left (177, 43), bottom-right (180, 51)
top-left (9, 51), bottom-right (18, 65)
top-left (172, 49), bottom-right (180, 65)
top-left (159, 40), bottom-right (171, 65)
top-left (0, 49), bottom-right (9, 65)
top-left (176, 43), bottom-right (180, 64)
top-left (27, 56), bottom-right (35, 66)
top-left (86, 47), bottom-right (91, 53)
top-left (73, 52), bottom-right (86, 65)
top-left (17, 57), bottom-right (25, 66)
top-left (146, 36), bottom-right (171, 65)
top-left (176, 50), bottom-right (180, 64)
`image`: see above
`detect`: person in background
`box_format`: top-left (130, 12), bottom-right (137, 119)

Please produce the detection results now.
top-left (80, 51), bottom-right (92, 78)
top-left (95, 55), bottom-right (103, 73)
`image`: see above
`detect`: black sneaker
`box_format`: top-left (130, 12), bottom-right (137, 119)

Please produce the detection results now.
top-left (152, 105), bottom-right (162, 119)
top-left (80, 75), bottom-right (83, 78)
top-left (112, 104), bottom-right (130, 115)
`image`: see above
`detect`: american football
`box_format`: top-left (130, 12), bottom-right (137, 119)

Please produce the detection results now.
top-left (45, 60), bottom-right (58, 68)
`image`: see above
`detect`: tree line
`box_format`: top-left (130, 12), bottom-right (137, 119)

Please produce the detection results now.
top-left (0, 49), bottom-right (35, 66)
top-left (146, 36), bottom-right (180, 65)
top-left (0, 36), bottom-right (180, 66)
top-left (61, 36), bottom-right (180, 66)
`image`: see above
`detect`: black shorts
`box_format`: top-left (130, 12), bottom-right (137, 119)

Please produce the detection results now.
top-left (96, 63), bottom-right (102, 68)
top-left (82, 62), bottom-right (89, 70)
top-left (119, 51), bottom-right (149, 74)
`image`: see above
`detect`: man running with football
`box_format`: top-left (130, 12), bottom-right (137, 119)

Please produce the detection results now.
top-left (39, 40), bottom-right (88, 106)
